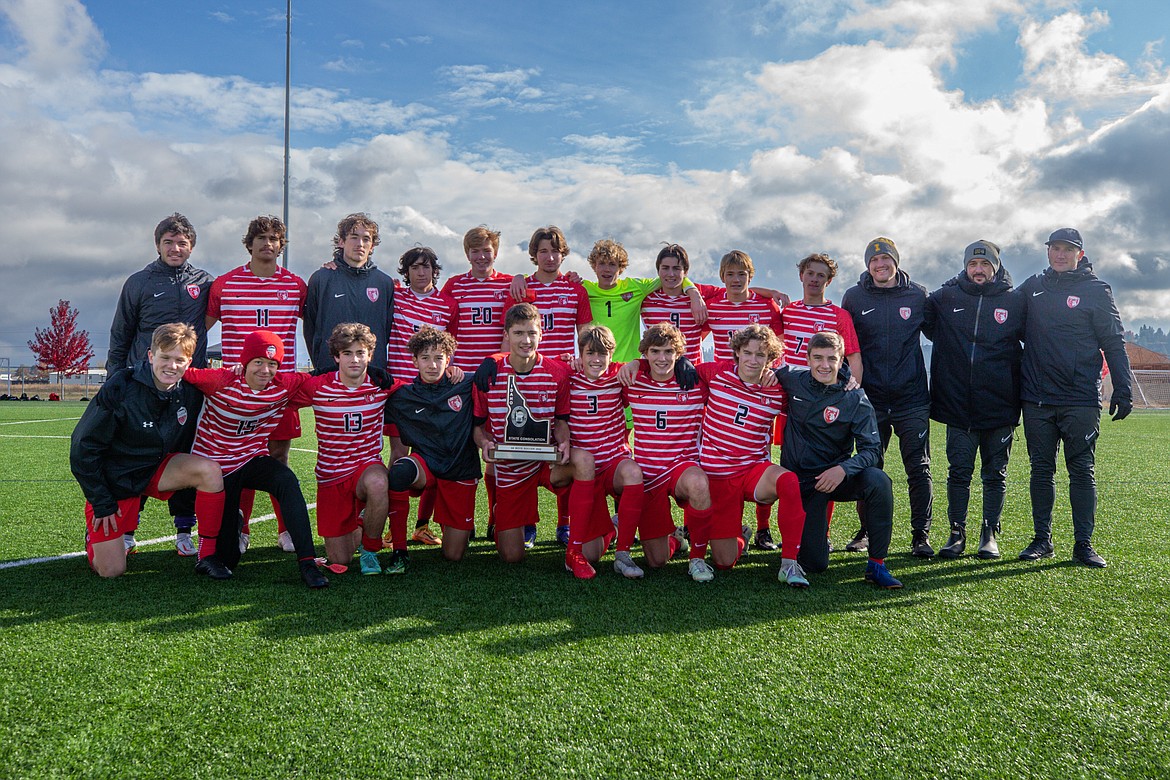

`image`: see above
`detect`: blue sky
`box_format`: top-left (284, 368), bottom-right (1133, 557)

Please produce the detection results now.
top-left (1, 0), bottom-right (1169, 364)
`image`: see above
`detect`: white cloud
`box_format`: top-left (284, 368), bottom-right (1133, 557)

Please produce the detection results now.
top-left (0, 0), bottom-right (103, 77)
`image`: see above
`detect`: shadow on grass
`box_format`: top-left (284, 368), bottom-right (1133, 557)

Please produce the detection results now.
top-left (0, 534), bottom-right (1073, 656)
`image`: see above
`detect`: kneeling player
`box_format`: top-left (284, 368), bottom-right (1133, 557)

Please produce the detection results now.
top-left (564, 325), bottom-right (642, 579)
top-left (70, 323), bottom-right (225, 578)
top-left (291, 323), bottom-right (392, 573)
top-left (621, 323), bottom-right (712, 581)
top-left (473, 303), bottom-right (585, 564)
top-left (381, 326), bottom-right (482, 566)
top-left (773, 332), bottom-right (901, 588)
top-left (698, 324), bottom-right (807, 585)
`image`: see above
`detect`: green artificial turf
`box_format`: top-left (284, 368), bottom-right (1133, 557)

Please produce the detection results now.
top-left (1, 403), bottom-right (1168, 778)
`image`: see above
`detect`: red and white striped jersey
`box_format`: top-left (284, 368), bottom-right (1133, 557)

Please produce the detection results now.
top-left (388, 284), bottom-right (458, 381)
top-left (184, 368), bottom-right (312, 475)
top-left (566, 361), bottom-right (630, 469)
top-left (705, 290), bottom-right (784, 363)
top-left (697, 361), bottom-right (787, 477)
top-left (472, 354), bottom-right (571, 487)
top-left (290, 372), bottom-right (394, 484)
top-left (506, 275), bottom-right (593, 357)
top-left (440, 271), bottom-right (513, 372)
top-left (207, 265), bottom-right (306, 371)
top-left (779, 300), bottom-right (860, 369)
top-left (641, 289), bottom-right (709, 363)
top-left (623, 367), bottom-right (707, 489)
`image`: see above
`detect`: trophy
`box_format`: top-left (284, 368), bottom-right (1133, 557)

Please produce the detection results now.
top-left (494, 375), bottom-right (559, 461)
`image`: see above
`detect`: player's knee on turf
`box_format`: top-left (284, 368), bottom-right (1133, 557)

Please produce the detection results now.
top-left (642, 535), bottom-right (671, 568)
top-left (495, 528), bottom-right (526, 563)
top-left (90, 539), bottom-right (128, 579)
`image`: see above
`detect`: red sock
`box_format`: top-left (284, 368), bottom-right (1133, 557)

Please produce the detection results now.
top-left (616, 483), bottom-right (644, 552)
top-left (686, 505), bottom-right (713, 560)
top-left (362, 535), bottom-right (383, 553)
top-left (388, 490), bottom-right (409, 551)
top-left (239, 489), bottom-right (255, 533)
top-left (755, 502), bottom-right (770, 532)
top-left (567, 478), bottom-right (595, 556)
top-left (667, 534), bottom-right (680, 558)
top-left (195, 489), bottom-right (225, 559)
top-left (869, 556), bottom-right (884, 565)
top-left (601, 528), bottom-right (616, 549)
top-left (417, 482), bottom-right (437, 524)
top-left (486, 471), bottom-right (498, 526)
top-left (774, 472), bottom-right (806, 560)
top-left (272, 495), bottom-right (286, 535)
top-left (556, 486), bottom-right (570, 527)
top-left (826, 501), bottom-right (835, 531)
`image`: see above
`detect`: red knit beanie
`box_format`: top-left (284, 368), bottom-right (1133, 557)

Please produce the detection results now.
top-left (240, 330), bottom-right (284, 367)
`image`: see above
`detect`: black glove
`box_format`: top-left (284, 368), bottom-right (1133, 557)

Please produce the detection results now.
top-left (367, 365), bottom-right (396, 390)
top-left (473, 357), bottom-right (498, 393)
top-left (1109, 397), bottom-right (1132, 421)
top-left (674, 356), bottom-right (697, 391)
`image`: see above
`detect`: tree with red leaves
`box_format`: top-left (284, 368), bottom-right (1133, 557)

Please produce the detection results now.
top-left (28, 300), bottom-right (95, 395)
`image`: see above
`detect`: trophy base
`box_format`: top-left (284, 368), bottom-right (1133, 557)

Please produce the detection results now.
top-left (495, 443), bottom-right (559, 462)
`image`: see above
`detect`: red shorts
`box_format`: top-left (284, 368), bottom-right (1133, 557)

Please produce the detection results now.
top-left (401, 455), bottom-right (478, 532)
top-left (494, 463), bottom-right (560, 532)
top-left (315, 461), bottom-right (384, 538)
top-left (270, 406), bottom-right (302, 441)
top-left (708, 462), bottom-right (773, 539)
top-left (384, 423), bottom-right (400, 438)
top-left (641, 461), bottom-right (697, 541)
top-left (84, 455), bottom-right (177, 544)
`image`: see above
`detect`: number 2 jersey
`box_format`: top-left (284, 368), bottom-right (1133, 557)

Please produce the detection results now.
top-left (206, 265), bottom-right (306, 371)
top-left (696, 361), bottom-right (787, 478)
top-left (184, 368), bottom-right (313, 475)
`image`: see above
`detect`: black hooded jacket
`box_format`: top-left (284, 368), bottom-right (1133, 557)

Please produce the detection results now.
top-left (304, 259), bottom-right (397, 374)
top-left (840, 268), bottom-right (929, 412)
top-left (107, 258), bottom-right (213, 370)
top-left (1019, 259), bottom-right (1131, 408)
top-left (70, 361), bottom-right (204, 518)
top-left (774, 365), bottom-right (882, 478)
top-left (923, 265), bottom-right (1025, 429)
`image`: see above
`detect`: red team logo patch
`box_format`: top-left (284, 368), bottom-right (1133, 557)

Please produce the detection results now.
top-left (265, 345), bottom-right (277, 359)
top-left (749, 314), bottom-right (760, 323)
top-left (177, 407), bottom-right (188, 425)
top-left (278, 290), bottom-right (289, 301)
top-left (621, 293), bottom-right (634, 302)
top-left (824, 406), bottom-right (840, 423)
top-left (1067, 296), bottom-right (1080, 308)
top-left (366, 288), bottom-right (379, 303)
top-left (994, 308), bottom-right (1008, 324)
top-left (899, 307), bottom-right (911, 320)
top-left (448, 395), bottom-right (463, 412)
top-left (186, 284), bottom-right (201, 299)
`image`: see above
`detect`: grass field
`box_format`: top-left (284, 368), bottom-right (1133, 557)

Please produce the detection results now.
top-left (1, 403), bottom-right (1168, 779)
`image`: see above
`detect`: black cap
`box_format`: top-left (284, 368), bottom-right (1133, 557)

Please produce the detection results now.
top-left (1045, 228), bottom-right (1083, 250)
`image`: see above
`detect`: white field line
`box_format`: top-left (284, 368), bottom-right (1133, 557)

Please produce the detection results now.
top-left (0, 507), bottom-right (316, 570)
top-left (0, 434), bottom-right (72, 439)
top-left (0, 417), bottom-right (82, 426)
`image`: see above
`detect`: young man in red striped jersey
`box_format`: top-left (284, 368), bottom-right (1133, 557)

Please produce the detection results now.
top-left (289, 323), bottom-right (392, 573)
top-left (503, 226), bottom-right (591, 545)
top-left (205, 215), bottom-right (307, 554)
top-left (619, 323), bottom-right (713, 581)
top-left (780, 253), bottom-right (861, 377)
top-left (473, 303), bottom-right (584, 564)
top-left (641, 244), bottom-right (710, 364)
top-left (704, 250), bottom-right (790, 552)
top-left (386, 246), bottom-right (458, 548)
top-left (563, 325), bottom-right (644, 579)
top-left (697, 324), bottom-right (808, 586)
top-left (183, 330), bottom-right (329, 588)
top-left (440, 227), bottom-right (514, 542)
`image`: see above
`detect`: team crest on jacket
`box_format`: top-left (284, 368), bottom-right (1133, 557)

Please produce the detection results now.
top-left (994, 308), bottom-right (1008, 324)
top-left (823, 406), bottom-right (840, 423)
top-left (448, 395), bottom-right (463, 412)
top-left (899, 307), bottom-right (911, 320)
top-left (1067, 295), bottom-right (1080, 308)
top-left (177, 406), bottom-right (188, 425)
top-left (367, 288), bottom-right (379, 303)
top-left (186, 284), bottom-right (201, 299)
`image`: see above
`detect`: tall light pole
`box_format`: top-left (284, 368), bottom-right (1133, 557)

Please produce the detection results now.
top-left (282, 0), bottom-right (291, 268)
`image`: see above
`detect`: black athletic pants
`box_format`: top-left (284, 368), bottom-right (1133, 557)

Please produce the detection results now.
top-left (215, 456), bottom-right (316, 568)
top-left (944, 425), bottom-right (1014, 530)
top-left (1022, 403), bottom-right (1100, 543)
top-left (799, 467), bottom-right (893, 573)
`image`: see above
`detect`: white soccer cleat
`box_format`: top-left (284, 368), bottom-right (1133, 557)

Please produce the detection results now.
top-left (613, 551), bottom-right (645, 579)
top-left (239, 532), bottom-right (251, 555)
top-left (779, 560), bottom-right (810, 589)
top-left (688, 558), bottom-right (715, 583)
top-left (175, 532), bottom-right (196, 557)
top-left (277, 530), bottom-right (295, 553)
top-left (123, 534), bottom-right (138, 554)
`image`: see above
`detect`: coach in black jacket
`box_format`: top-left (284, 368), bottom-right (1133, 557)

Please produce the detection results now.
top-left (775, 332), bottom-right (901, 589)
top-left (841, 237), bottom-right (934, 557)
top-left (923, 240), bottom-right (1025, 560)
top-left (1017, 228), bottom-right (1132, 568)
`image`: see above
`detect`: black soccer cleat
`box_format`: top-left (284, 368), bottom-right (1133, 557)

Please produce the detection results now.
top-left (1072, 540), bottom-right (1107, 568)
top-left (753, 527), bottom-right (778, 551)
top-left (194, 556), bottom-right (232, 580)
top-left (845, 528), bottom-right (869, 553)
top-left (299, 559), bottom-right (330, 589)
top-left (1018, 536), bottom-right (1054, 561)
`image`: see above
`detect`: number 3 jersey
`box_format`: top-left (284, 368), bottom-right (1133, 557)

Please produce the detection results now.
top-left (206, 265), bottom-right (307, 372)
top-left (184, 368), bottom-right (313, 475)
